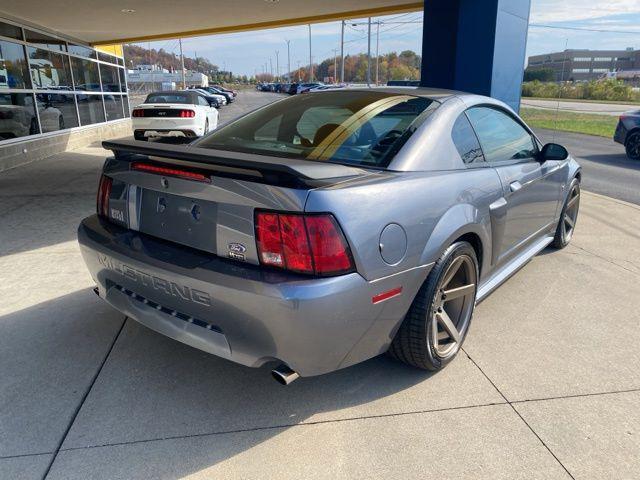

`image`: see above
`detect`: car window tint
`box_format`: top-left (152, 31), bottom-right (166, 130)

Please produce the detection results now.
top-left (466, 107), bottom-right (536, 163)
top-left (195, 91), bottom-right (437, 168)
top-left (452, 113), bottom-right (485, 164)
top-left (145, 93), bottom-right (191, 104)
top-left (198, 96), bottom-right (208, 106)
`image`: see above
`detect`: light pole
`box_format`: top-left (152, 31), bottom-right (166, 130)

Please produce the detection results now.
top-left (333, 48), bottom-right (339, 84)
top-left (179, 38), bottom-right (186, 89)
top-left (366, 17), bottom-right (372, 87)
top-left (308, 24), bottom-right (313, 82)
top-left (285, 40), bottom-right (291, 82)
top-left (275, 50), bottom-right (279, 81)
top-left (375, 21), bottom-right (380, 85)
top-left (296, 60), bottom-right (301, 81)
top-left (340, 20), bottom-right (345, 83)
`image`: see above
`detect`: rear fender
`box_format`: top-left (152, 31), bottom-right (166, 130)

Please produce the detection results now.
top-left (419, 203), bottom-right (491, 277)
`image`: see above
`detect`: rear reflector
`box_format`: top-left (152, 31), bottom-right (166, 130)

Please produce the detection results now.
top-left (372, 287), bottom-right (403, 304)
top-left (96, 175), bottom-right (112, 217)
top-left (131, 162), bottom-right (211, 183)
top-left (255, 212), bottom-right (355, 276)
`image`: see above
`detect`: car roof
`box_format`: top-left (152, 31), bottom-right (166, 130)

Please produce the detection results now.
top-left (338, 86), bottom-right (460, 100)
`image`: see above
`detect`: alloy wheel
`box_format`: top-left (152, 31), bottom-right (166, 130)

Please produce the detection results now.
top-left (627, 133), bottom-right (640, 160)
top-left (562, 184), bottom-right (580, 243)
top-left (431, 255), bottom-right (477, 358)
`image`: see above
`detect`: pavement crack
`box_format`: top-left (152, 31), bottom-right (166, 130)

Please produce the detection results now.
top-left (58, 401), bottom-right (508, 454)
top-left (41, 316), bottom-right (128, 480)
top-left (511, 387), bottom-right (640, 405)
top-left (462, 348), bottom-right (576, 480)
top-left (571, 242), bottom-right (640, 276)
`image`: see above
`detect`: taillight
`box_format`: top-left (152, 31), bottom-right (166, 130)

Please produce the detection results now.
top-left (132, 109), bottom-right (144, 117)
top-left (96, 175), bottom-right (112, 217)
top-left (179, 109), bottom-right (196, 118)
top-left (255, 212), bottom-right (355, 276)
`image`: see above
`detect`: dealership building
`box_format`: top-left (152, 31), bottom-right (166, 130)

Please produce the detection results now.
top-left (527, 48), bottom-right (640, 82)
top-left (1, 0), bottom-right (533, 171)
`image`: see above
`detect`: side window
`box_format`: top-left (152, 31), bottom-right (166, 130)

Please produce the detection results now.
top-left (198, 96), bottom-right (209, 106)
top-left (466, 107), bottom-right (537, 163)
top-left (452, 113), bottom-right (485, 165)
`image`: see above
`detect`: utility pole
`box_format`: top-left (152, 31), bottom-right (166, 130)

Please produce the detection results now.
top-left (285, 40), bottom-right (291, 82)
top-left (275, 50), bottom-right (279, 81)
top-left (366, 17), bottom-right (372, 87)
top-left (340, 20), bottom-right (345, 83)
top-left (179, 38), bottom-right (186, 89)
top-left (333, 48), bottom-right (339, 84)
top-left (375, 21), bottom-right (380, 86)
top-left (308, 24), bottom-right (313, 82)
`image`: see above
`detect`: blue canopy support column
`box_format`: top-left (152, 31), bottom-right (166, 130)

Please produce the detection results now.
top-left (420, 0), bottom-right (531, 112)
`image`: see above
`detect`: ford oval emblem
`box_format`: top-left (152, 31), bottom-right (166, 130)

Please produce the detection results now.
top-left (228, 242), bottom-right (246, 253)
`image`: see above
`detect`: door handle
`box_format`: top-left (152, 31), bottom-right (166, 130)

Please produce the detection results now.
top-left (510, 181), bottom-right (523, 193)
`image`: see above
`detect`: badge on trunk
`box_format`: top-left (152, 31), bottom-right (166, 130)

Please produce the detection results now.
top-left (228, 243), bottom-right (246, 261)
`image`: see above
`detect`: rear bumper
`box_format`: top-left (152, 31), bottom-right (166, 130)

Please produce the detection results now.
top-left (77, 215), bottom-right (427, 376)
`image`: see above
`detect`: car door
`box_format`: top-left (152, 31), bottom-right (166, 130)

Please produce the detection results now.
top-left (196, 95), bottom-right (213, 129)
top-left (466, 106), bottom-right (563, 263)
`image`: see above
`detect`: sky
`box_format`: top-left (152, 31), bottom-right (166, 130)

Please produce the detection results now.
top-left (132, 0), bottom-right (640, 76)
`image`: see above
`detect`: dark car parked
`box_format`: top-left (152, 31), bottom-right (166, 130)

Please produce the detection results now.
top-left (614, 110), bottom-right (640, 160)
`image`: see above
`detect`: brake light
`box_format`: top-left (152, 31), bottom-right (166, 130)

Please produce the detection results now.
top-left (179, 109), bottom-right (196, 118)
top-left (131, 162), bottom-right (211, 183)
top-left (96, 175), bottom-right (112, 217)
top-left (255, 212), bottom-right (355, 276)
top-left (132, 109), bottom-right (144, 117)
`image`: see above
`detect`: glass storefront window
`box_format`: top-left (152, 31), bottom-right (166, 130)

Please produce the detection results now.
top-left (0, 40), bottom-right (31, 89)
top-left (104, 95), bottom-right (124, 121)
top-left (24, 30), bottom-right (66, 52)
top-left (27, 47), bottom-right (73, 89)
top-left (122, 95), bottom-right (130, 117)
top-left (76, 94), bottom-right (104, 125)
top-left (0, 92), bottom-right (38, 140)
top-left (97, 51), bottom-right (118, 64)
top-left (68, 44), bottom-right (95, 59)
top-left (71, 57), bottom-right (101, 91)
top-left (99, 64), bottom-right (120, 92)
top-left (0, 21), bottom-right (22, 40)
top-left (36, 93), bottom-right (78, 132)
top-left (118, 68), bottom-right (127, 92)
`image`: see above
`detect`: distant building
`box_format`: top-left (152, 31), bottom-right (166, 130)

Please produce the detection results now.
top-left (527, 48), bottom-right (640, 82)
top-left (126, 66), bottom-right (208, 91)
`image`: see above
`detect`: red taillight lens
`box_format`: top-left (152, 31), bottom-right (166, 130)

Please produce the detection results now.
top-left (255, 212), bottom-right (354, 276)
top-left (96, 175), bottom-right (112, 217)
top-left (132, 109), bottom-right (144, 117)
top-left (179, 109), bottom-right (196, 118)
top-left (131, 162), bottom-right (211, 183)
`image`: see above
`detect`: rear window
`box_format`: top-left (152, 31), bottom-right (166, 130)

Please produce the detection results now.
top-left (145, 93), bottom-right (192, 104)
top-left (195, 91), bottom-right (437, 168)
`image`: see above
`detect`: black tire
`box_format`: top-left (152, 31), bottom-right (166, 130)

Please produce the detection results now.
top-left (204, 119), bottom-right (209, 135)
top-left (389, 241), bottom-right (478, 371)
top-left (625, 132), bottom-right (640, 160)
top-left (551, 178), bottom-right (580, 249)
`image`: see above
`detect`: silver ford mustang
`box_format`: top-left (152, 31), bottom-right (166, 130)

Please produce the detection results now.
top-left (78, 88), bottom-right (581, 384)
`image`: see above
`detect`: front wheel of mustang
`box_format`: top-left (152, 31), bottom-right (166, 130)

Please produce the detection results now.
top-left (389, 241), bottom-right (478, 371)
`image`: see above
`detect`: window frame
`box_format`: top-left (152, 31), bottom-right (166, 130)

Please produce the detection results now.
top-left (464, 104), bottom-right (541, 167)
top-left (451, 112), bottom-right (487, 168)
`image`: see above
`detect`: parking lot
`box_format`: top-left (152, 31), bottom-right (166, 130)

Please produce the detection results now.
top-left (1, 90), bottom-right (639, 480)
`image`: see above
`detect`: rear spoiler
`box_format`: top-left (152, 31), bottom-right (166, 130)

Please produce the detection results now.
top-left (102, 139), bottom-right (368, 185)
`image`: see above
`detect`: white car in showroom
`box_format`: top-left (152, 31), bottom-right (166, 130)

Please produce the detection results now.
top-left (132, 91), bottom-right (219, 140)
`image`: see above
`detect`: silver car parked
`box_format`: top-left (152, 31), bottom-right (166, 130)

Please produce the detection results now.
top-left (78, 88), bottom-right (581, 384)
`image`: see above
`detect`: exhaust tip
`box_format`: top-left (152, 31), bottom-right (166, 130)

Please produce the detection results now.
top-left (271, 364), bottom-right (300, 385)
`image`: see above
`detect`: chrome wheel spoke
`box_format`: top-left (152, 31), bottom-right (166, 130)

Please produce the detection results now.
top-left (567, 194), bottom-right (579, 209)
top-left (436, 310), bottom-right (460, 343)
top-left (443, 283), bottom-right (475, 301)
top-left (564, 214), bottom-right (575, 229)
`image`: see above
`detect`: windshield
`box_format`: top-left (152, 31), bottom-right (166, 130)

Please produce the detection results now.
top-left (145, 93), bottom-right (192, 104)
top-left (195, 91), bottom-right (437, 168)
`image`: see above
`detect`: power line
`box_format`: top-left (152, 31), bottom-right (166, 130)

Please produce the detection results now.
top-left (529, 23), bottom-right (640, 35)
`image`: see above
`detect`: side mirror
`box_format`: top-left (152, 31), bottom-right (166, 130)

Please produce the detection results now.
top-left (539, 143), bottom-right (568, 162)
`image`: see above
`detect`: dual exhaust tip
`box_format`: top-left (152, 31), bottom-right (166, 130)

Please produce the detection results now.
top-left (271, 364), bottom-right (299, 385)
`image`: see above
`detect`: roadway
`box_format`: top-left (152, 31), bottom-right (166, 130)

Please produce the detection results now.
top-left (522, 98), bottom-right (639, 116)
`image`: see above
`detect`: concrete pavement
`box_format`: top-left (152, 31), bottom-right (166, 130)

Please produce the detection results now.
top-left (1, 91), bottom-right (639, 480)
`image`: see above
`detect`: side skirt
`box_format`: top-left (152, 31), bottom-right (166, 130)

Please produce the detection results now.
top-left (475, 235), bottom-right (554, 304)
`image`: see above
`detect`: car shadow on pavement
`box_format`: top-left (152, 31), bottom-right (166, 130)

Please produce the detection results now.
top-left (577, 153), bottom-right (640, 170)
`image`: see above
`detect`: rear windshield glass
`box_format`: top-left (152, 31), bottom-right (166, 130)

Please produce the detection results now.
top-left (145, 93), bottom-right (192, 104)
top-left (195, 91), bottom-right (437, 168)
